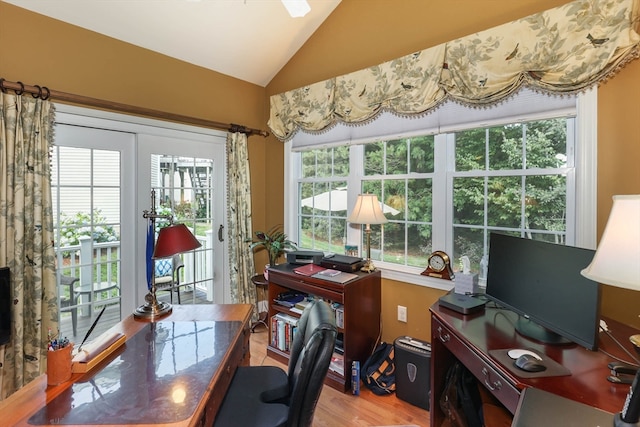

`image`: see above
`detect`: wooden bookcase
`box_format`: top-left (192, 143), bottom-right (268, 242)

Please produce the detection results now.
top-left (266, 263), bottom-right (381, 392)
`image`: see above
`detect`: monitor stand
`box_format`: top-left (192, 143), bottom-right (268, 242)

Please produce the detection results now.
top-left (515, 317), bottom-right (572, 345)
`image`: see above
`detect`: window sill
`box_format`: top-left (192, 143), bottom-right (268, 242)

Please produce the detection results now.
top-left (376, 264), bottom-right (455, 291)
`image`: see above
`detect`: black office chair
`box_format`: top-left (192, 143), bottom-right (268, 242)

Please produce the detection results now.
top-left (214, 299), bottom-right (337, 427)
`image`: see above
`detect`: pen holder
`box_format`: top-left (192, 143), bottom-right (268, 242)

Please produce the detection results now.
top-left (47, 344), bottom-right (73, 386)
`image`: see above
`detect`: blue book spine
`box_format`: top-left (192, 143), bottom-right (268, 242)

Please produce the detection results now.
top-left (351, 361), bottom-right (360, 395)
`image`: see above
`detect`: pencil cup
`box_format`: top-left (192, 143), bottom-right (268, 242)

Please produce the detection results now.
top-left (47, 344), bottom-right (73, 386)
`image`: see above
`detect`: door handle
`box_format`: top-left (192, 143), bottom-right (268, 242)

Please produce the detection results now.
top-left (218, 224), bottom-right (224, 242)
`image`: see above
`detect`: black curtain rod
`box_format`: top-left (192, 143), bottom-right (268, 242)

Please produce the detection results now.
top-left (0, 78), bottom-right (269, 138)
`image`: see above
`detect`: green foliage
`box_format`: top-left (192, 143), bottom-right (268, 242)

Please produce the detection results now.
top-left (297, 118), bottom-right (569, 269)
top-left (250, 225), bottom-right (298, 266)
top-left (58, 210), bottom-right (119, 247)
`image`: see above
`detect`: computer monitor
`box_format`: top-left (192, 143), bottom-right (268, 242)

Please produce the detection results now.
top-left (485, 233), bottom-right (600, 350)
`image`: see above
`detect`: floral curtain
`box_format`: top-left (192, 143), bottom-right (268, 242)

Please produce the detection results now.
top-left (268, 0), bottom-right (640, 141)
top-left (0, 92), bottom-right (57, 399)
top-left (225, 132), bottom-right (257, 321)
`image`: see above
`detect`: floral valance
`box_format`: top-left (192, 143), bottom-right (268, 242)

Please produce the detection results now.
top-left (268, 0), bottom-right (640, 141)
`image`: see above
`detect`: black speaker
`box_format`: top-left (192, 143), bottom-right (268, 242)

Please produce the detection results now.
top-left (394, 336), bottom-right (431, 410)
top-left (0, 267), bottom-right (11, 345)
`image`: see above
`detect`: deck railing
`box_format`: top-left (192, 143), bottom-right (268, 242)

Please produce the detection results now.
top-left (55, 231), bottom-right (212, 304)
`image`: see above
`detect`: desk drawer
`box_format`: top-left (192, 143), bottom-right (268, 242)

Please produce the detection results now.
top-left (203, 323), bottom-right (250, 425)
top-left (434, 318), bottom-right (520, 413)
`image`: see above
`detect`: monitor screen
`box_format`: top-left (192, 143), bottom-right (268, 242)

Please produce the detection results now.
top-left (485, 233), bottom-right (600, 350)
top-left (0, 267), bottom-right (10, 345)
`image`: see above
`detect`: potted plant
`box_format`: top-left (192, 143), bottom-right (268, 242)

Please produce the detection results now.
top-left (250, 225), bottom-right (297, 278)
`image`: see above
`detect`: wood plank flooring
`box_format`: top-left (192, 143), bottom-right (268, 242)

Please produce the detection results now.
top-left (248, 326), bottom-right (430, 427)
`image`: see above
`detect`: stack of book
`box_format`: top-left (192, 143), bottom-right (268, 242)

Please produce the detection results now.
top-left (329, 352), bottom-right (344, 375)
top-left (290, 298), bottom-right (311, 314)
top-left (270, 313), bottom-right (298, 351)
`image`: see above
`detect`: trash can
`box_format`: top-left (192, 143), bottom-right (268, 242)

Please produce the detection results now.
top-left (394, 336), bottom-right (431, 410)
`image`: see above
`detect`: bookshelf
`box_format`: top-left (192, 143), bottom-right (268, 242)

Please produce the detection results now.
top-left (267, 263), bottom-right (381, 392)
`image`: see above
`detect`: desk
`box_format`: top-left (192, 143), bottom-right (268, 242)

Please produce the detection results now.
top-left (1, 304), bottom-right (252, 427)
top-left (429, 300), bottom-right (636, 426)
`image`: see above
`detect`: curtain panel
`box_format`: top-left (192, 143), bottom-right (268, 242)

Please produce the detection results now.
top-left (268, 0), bottom-right (640, 142)
top-left (0, 93), bottom-right (57, 398)
top-left (225, 132), bottom-right (257, 321)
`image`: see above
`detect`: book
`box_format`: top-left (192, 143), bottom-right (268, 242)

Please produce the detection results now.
top-left (274, 292), bottom-right (306, 307)
top-left (272, 313), bottom-right (299, 351)
top-left (293, 263), bottom-right (326, 276)
top-left (316, 268), bottom-right (341, 277)
top-left (311, 271), bottom-right (358, 284)
top-left (351, 361), bottom-right (360, 395)
top-left (329, 352), bottom-right (344, 375)
top-left (295, 299), bottom-right (311, 311)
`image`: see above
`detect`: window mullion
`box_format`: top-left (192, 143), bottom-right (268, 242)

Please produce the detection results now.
top-left (432, 134), bottom-right (449, 252)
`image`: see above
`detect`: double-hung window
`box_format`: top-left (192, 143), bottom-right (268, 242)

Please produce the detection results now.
top-left (286, 89), bottom-right (596, 287)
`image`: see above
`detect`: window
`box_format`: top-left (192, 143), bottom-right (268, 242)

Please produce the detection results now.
top-left (298, 147), bottom-right (349, 253)
top-left (287, 90), bottom-right (596, 287)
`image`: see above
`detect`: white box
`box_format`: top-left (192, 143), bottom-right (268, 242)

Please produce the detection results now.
top-left (455, 273), bottom-right (479, 295)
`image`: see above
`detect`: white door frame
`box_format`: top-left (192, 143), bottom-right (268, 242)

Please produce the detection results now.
top-left (55, 104), bottom-right (230, 312)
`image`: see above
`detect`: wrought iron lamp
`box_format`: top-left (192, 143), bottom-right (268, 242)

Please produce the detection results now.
top-left (134, 190), bottom-right (201, 320)
top-left (581, 195), bottom-right (640, 426)
top-left (347, 194), bottom-right (388, 273)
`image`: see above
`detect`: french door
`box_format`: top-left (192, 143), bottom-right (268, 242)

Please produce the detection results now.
top-left (52, 106), bottom-right (228, 341)
top-left (137, 134), bottom-right (227, 306)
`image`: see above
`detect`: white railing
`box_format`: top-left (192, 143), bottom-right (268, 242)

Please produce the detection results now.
top-left (56, 231), bottom-right (212, 302)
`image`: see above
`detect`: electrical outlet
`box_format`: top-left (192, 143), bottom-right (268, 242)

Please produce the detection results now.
top-left (397, 305), bottom-right (407, 322)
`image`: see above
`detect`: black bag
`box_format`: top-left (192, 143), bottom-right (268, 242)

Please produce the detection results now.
top-left (439, 362), bottom-right (483, 427)
top-left (361, 342), bottom-right (396, 395)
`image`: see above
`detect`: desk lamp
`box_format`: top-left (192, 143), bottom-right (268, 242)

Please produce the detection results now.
top-left (134, 190), bottom-right (201, 320)
top-left (347, 194), bottom-right (388, 273)
top-left (581, 194), bottom-right (640, 427)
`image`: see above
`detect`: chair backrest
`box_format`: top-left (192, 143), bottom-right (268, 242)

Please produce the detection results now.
top-left (285, 299), bottom-right (337, 427)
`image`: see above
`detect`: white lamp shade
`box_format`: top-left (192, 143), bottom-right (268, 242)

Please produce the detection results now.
top-left (581, 195), bottom-right (640, 291)
top-left (347, 194), bottom-right (388, 225)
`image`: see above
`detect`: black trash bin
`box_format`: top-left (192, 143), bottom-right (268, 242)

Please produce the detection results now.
top-left (394, 336), bottom-right (431, 410)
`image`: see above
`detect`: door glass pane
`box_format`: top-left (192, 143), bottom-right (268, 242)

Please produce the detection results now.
top-left (52, 146), bottom-right (122, 342)
top-left (152, 155), bottom-right (215, 305)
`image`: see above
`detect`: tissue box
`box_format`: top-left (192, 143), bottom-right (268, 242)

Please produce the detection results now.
top-left (455, 273), bottom-right (479, 295)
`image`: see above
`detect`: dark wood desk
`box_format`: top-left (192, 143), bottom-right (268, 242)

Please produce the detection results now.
top-left (430, 300), bottom-right (636, 427)
top-left (1, 304), bottom-right (252, 427)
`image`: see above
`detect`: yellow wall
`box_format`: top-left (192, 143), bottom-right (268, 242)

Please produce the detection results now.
top-left (0, 2), bottom-right (273, 251)
top-left (2, 0), bottom-right (639, 343)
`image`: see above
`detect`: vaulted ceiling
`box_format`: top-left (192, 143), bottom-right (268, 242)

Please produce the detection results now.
top-left (3, 0), bottom-right (341, 87)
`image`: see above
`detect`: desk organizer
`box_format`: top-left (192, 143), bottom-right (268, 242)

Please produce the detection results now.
top-left (71, 332), bottom-right (126, 373)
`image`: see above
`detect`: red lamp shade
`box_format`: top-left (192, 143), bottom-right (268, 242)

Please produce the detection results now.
top-left (153, 224), bottom-right (201, 259)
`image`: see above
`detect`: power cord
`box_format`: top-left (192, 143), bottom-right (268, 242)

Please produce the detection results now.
top-left (600, 320), bottom-right (640, 367)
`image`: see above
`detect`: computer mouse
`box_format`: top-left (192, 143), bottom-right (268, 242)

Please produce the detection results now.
top-left (507, 348), bottom-right (542, 360)
top-left (514, 354), bottom-right (547, 372)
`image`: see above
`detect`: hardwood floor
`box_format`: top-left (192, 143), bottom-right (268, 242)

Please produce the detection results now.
top-left (248, 326), bottom-right (430, 427)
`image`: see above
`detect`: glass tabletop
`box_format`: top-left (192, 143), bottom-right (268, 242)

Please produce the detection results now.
top-left (29, 320), bottom-right (241, 425)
